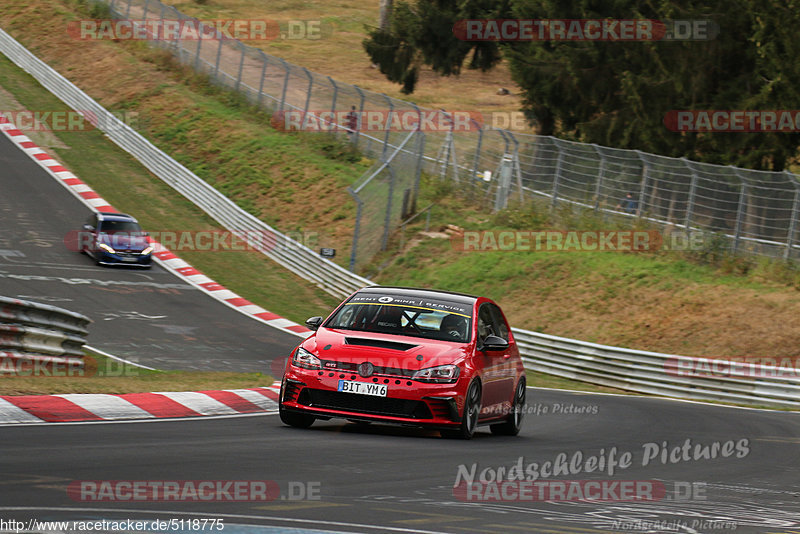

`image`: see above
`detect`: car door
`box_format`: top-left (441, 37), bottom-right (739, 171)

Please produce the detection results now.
top-left (487, 303), bottom-right (518, 406)
top-left (476, 303), bottom-right (507, 416)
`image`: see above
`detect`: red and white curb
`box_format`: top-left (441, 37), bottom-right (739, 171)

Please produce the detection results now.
top-left (0, 382), bottom-right (282, 425)
top-left (0, 115), bottom-right (312, 339)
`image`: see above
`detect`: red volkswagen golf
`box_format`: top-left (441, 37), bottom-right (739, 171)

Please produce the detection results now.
top-left (278, 286), bottom-right (526, 439)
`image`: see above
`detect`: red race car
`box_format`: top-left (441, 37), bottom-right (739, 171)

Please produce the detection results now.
top-left (278, 286), bottom-right (526, 439)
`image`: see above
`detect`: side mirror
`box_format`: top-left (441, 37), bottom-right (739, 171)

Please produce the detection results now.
top-left (82, 224), bottom-right (95, 231)
top-left (305, 316), bottom-right (323, 331)
top-left (481, 335), bottom-right (508, 352)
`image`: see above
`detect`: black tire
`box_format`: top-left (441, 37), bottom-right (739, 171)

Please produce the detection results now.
top-left (441, 380), bottom-right (481, 440)
top-left (490, 377), bottom-right (526, 436)
top-left (279, 403), bottom-right (315, 428)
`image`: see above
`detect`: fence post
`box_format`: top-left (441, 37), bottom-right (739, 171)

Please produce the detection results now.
top-left (256, 51), bottom-right (268, 109)
top-left (278, 57), bottom-right (290, 113)
top-left (411, 130), bottom-right (426, 214)
top-left (635, 151), bottom-right (648, 217)
top-left (301, 67), bottom-right (313, 124)
top-left (551, 138), bottom-right (564, 208)
top-left (213, 30), bottom-right (224, 79)
top-left (591, 144), bottom-right (606, 212)
top-left (381, 166), bottom-right (396, 250)
top-left (328, 76), bottom-right (338, 133)
top-left (507, 131), bottom-right (525, 203)
top-left (469, 120), bottom-right (483, 202)
top-left (353, 86), bottom-right (365, 148)
top-left (731, 168), bottom-right (749, 254)
top-left (682, 158), bottom-right (698, 230)
top-left (494, 155), bottom-right (514, 212)
top-left (347, 188), bottom-right (363, 271)
top-left (785, 171), bottom-right (800, 260)
top-left (381, 94), bottom-right (393, 160)
top-left (193, 22), bottom-right (203, 71)
top-left (235, 43), bottom-right (246, 92)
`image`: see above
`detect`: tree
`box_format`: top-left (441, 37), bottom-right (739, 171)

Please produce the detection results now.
top-left (365, 0), bottom-right (800, 169)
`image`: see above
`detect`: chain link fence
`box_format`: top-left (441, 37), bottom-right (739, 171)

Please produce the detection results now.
top-left (97, 0), bottom-right (800, 268)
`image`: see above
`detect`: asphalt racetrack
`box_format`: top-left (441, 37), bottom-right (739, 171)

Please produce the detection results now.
top-left (2, 389), bottom-right (799, 533)
top-left (0, 132), bottom-right (300, 372)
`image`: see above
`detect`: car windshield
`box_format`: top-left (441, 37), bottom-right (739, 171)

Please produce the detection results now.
top-left (99, 220), bottom-right (143, 234)
top-left (325, 294), bottom-right (473, 343)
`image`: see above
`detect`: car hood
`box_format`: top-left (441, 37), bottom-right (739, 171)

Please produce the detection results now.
top-left (303, 328), bottom-right (470, 371)
top-left (99, 232), bottom-right (149, 251)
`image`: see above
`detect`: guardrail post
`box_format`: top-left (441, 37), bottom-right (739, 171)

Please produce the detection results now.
top-left (551, 138), bottom-right (564, 208)
top-left (785, 170), bottom-right (800, 260)
top-left (235, 42), bottom-right (246, 92)
top-left (731, 168), bottom-right (749, 254)
top-left (278, 57), bottom-right (290, 113)
top-left (381, 94), bottom-right (393, 160)
top-left (256, 51), bottom-right (268, 109)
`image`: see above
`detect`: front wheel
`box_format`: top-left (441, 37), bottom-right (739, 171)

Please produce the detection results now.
top-left (490, 377), bottom-right (526, 436)
top-left (279, 404), bottom-right (315, 428)
top-left (441, 380), bottom-right (481, 440)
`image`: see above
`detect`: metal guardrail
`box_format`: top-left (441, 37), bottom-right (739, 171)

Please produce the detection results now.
top-left (515, 330), bottom-right (800, 409)
top-left (0, 296), bottom-right (91, 372)
top-left (1, 29), bottom-right (797, 408)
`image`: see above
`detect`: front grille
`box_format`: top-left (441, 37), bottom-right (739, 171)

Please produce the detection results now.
top-left (320, 359), bottom-right (416, 378)
top-left (300, 389), bottom-right (433, 419)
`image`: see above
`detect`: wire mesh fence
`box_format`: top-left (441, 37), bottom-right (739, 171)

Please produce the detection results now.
top-left (98, 0), bottom-right (800, 269)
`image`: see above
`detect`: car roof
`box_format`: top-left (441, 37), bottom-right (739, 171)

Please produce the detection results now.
top-left (357, 286), bottom-right (479, 305)
top-left (97, 212), bottom-right (139, 223)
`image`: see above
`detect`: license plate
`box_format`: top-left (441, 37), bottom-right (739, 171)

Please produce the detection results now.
top-left (338, 380), bottom-right (387, 397)
top-left (120, 257), bottom-right (137, 262)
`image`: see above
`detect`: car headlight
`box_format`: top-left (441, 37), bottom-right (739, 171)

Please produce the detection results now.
top-left (141, 246), bottom-right (153, 255)
top-left (98, 243), bottom-right (116, 254)
top-left (412, 364), bottom-right (460, 383)
top-left (292, 347), bottom-right (321, 370)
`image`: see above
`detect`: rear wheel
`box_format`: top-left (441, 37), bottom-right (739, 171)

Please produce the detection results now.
top-left (441, 380), bottom-right (481, 440)
top-left (490, 377), bottom-right (526, 436)
top-left (279, 403), bottom-right (315, 428)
